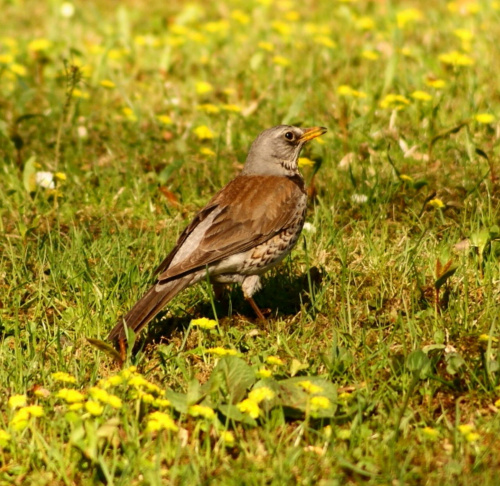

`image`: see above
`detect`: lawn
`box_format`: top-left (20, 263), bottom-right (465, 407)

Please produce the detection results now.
top-left (1, 0), bottom-right (500, 484)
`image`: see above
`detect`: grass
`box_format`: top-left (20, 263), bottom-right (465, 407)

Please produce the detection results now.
top-left (1, 0), bottom-right (500, 484)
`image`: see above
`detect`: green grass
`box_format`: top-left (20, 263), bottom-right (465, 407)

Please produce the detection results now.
top-left (1, 0), bottom-right (500, 484)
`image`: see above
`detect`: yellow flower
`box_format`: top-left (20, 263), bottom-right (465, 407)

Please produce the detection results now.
top-left (266, 356), bottom-right (284, 366)
top-left (285, 11), bottom-right (300, 22)
top-left (337, 85), bottom-right (367, 99)
top-left (28, 38), bottom-right (52, 52)
top-left (248, 387), bottom-right (275, 403)
top-left (272, 21), bottom-right (292, 36)
top-left (156, 115), bottom-right (173, 125)
top-left (85, 401), bottom-right (104, 416)
top-left (298, 381), bottom-right (324, 394)
top-left (138, 392), bottom-right (155, 404)
top-left (98, 374), bottom-right (124, 388)
top-left (422, 427), bottom-right (440, 439)
top-left (10, 409), bottom-right (30, 431)
top-left (256, 367), bottom-right (272, 378)
top-left (193, 125), bottom-right (215, 140)
top-left (479, 333), bottom-right (498, 342)
top-left (379, 93), bottom-right (411, 110)
top-left (145, 411), bottom-right (178, 432)
top-left (0, 53), bottom-right (14, 64)
top-left (188, 404), bottom-right (216, 419)
top-left (465, 432), bottom-right (480, 442)
top-left (0, 429), bottom-right (11, 448)
top-left (8, 395), bottom-right (27, 410)
top-left (122, 107), bottom-right (137, 122)
top-left (128, 375), bottom-right (162, 395)
top-left (24, 405), bottom-right (44, 417)
top-left (411, 90), bottom-right (432, 102)
top-left (439, 51), bottom-right (474, 66)
top-left (396, 8), bottom-right (423, 29)
top-left (231, 10), bottom-right (250, 24)
top-left (400, 174), bottom-right (414, 182)
top-left (191, 317), bottom-right (217, 329)
top-left (361, 50), bottom-right (379, 61)
top-left (10, 63), bottom-right (27, 76)
top-left (428, 198), bottom-right (445, 209)
top-left (310, 396), bottom-right (331, 411)
top-left (475, 113), bottom-right (495, 124)
top-left (107, 48), bottom-right (125, 60)
top-left (426, 78), bottom-right (447, 89)
top-left (197, 103), bottom-right (220, 114)
top-left (258, 41), bottom-right (274, 52)
top-left (57, 388), bottom-right (85, 403)
top-left (196, 81), bottom-right (213, 95)
top-left (453, 29), bottom-right (474, 42)
top-left (237, 399), bottom-right (260, 419)
top-left (68, 403), bottom-right (83, 411)
top-left (356, 16), bottom-right (375, 30)
top-left (99, 79), bottom-right (116, 89)
top-left (313, 36), bottom-right (336, 49)
top-left (273, 56), bottom-right (291, 67)
top-left (222, 104), bottom-right (242, 113)
top-left (71, 88), bottom-right (89, 99)
top-left (200, 147), bottom-right (216, 157)
top-left (220, 430), bottom-right (235, 446)
top-left (458, 424), bottom-right (475, 435)
top-left (152, 398), bottom-right (171, 408)
top-left (205, 347), bottom-right (237, 356)
top-left (298, 157), bottom-right (315, 168)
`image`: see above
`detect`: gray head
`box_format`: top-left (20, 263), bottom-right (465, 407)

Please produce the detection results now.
top-left (241, 125), bottom-right (327, 176)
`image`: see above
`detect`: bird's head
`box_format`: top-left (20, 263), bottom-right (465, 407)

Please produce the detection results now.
top-left (242, 125), bottom-right (327, 176)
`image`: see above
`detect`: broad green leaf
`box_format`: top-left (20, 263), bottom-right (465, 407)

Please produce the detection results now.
top-left (210, 356), bottom-right (255, 404)
top-left (445, 353), bottom-right (465, 375)
top-left (22, 155), bottom-right (38, 193)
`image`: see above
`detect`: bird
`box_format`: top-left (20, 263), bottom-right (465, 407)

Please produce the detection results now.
top-left (108, 124), bottom-right (327, 342)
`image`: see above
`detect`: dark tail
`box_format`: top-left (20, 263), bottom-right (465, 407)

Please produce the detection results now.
top-left (108, 276), bottom-right (193, 341)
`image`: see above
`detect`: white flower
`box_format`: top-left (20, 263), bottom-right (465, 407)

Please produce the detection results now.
top-left (60, 2), bottom-right (75, 18)
top-left (35, 172), bottom-right (55, 189)
top-left (302, 222), bottom-right (316, 233)
top-left (351, 193), bottom-right (368, 204)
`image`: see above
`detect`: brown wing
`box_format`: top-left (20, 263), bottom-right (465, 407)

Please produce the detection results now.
top-left (156, 174), bottom-right (305, 282)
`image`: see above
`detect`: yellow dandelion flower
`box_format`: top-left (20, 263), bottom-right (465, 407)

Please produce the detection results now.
top-left (465, 432), bottom-right (480, 442)
top-left (1, 37), bottom-right (17, 49)
top-left (453, 29), bottom-right (474, 42)
top-left (237, 399), bottom-right (260, 419)
top-left (439, 51), bottom-right (474, 66)
top-left (56, 388), bottom-right (85, 403)
top-left (273, 56), bottom-right (290, 67)
top-left (298, 381), bottom-right (324, 394)
top-left (197, 103), bottom-right (220, 114)
top-left (0, 53), bottom-right (14, 64)
top-left (193, 125), bottom-right (215, 140)
top-left (8, 395), bottom-right (27, 410)
top-left (356, 16), bottom-right (375, 30)
top-left (285, 11), bottom-right (300, 21)
top-left (256, 367), bottom-right (272, 378)
top-left (231, 10), bottom-right (250, 24)
top-left (85, 401), bottom-right (104, 416)
top-left (411, 90), bottom-right (433, 102)
top-left (68, 403), bottom-right (83, 411)
top-left (422, 427), bottom-right (440, 439)
top-left (98, 375), bottom-right (123, 388)
top-left (298, 157), bottom-right (315, 168)
top-left (479, 333), bottom-right (498, 342)
top-left (188, 404), bottom-right (216, 419)
top-left (138, 392), bottom-right (155, 403)
top-left (204, 21), bottom-right (229, 34)
top-left (156, 115), bottom-right (173, 125)
top-left (152, 398), bottom-right (171, 408)
top-left (10, 63), bottom-right (27, 76)
top-left (475, 113), bottom-right (495, 124)
top-left (338, 392), bottom-right (354, 401)
top-left (122, 107), bottom-right (137, 122)
top-left (272, 21), bottom-right (292, 36)
top-left (191, 317), bottom-right (217, 329)
top-left (28, 38), bottom-right (52, 52)
top-left (310, 396), bottom-right (331, 411)
top-left (258, 41), bottom-right (274, 52)
top-left (0, 429), bottom-right (11, 448)
top-left (52, 371), bottom-right (77, 383)
top-left (425, 78), bottom-right (446, 89)
top-left (248, 387), bottom-right (275, 403)
top-left (222, 104), bottom-right (242, 113)
top-left (10, 409), bottom-right (30, 431)
top-left (220, 430), bottom-right (235, 445)
top-left (107, 48), bottom-right (124, 60)
top-left (205, 347), bottom-right (237, 356)
top-left (313, 36), bottom-right (336, 49)
top-left (379, 93), bottom-right (411, 110)
top-left (337, 85), bottom-right (367, 98)
top-left (428, 198), bottom-right (445, 209)
top-left (361, 50), bottom-right (379, 61)
top-left (24, 405), bottom-right (44, 417)
top-left (200, 147), bottom-right (216, 156)
top-left (99, 79), bottom-right (116, 89)
top-left (196, 81), bottom-right (213, 95)
top-left (396, 8), bottom-right (423, 29)
top-left (146, 411), bottom-right (178, 432)
top-left (71, 88), bottom-right (89, 99)
top-left (266, 356), bottom-right (284, 366)
top-left (458, 424), bottom-right (474, 435)
top-left (400, 174), bottom-right (414, 182)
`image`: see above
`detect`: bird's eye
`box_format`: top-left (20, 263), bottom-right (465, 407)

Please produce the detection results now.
top-left (284, 131), bottom-right (294, 141)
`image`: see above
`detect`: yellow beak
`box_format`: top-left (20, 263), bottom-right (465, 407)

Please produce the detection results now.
top-left (299, 126), bottom-right (327, 142)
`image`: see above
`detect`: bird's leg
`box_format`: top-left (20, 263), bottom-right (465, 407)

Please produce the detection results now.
top-left (245, 296), bottom-right (267, 321)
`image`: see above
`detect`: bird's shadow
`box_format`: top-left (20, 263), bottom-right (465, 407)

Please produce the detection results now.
top-left (140, 266), bottom-right (324, 348)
